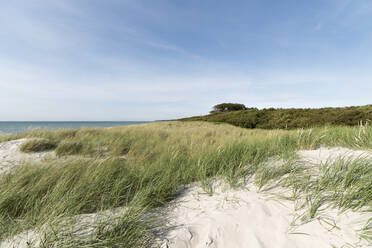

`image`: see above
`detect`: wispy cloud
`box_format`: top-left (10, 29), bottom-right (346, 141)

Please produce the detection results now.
top-left (1, 56), bottom-right (371, 120)
top-left (0, 0), bottom-right (371, 120)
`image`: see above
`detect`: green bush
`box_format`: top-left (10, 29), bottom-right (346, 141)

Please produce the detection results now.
top-left (19, 138), bottom-right (58, 153)
top-left (210, 103), bottom-right (247, 113)
top-left (181, 105), bottom-right (372, 129)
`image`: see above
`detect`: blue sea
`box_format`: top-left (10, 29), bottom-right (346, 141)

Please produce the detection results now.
top-left (0, 121), bottom-right (150, 134)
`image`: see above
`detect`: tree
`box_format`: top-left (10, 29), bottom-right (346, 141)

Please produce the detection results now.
top-left (210, 103), bottom-right (247, 113)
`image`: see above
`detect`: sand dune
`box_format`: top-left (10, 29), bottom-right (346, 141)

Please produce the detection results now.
top-left (0, 140), bottom-right (371, 247)
top-left (298, 146), bottom-right (372, 164)
top-left (159, 148), bottom-right (372, 248)
top-left (159, 181), bottom-right (368, 248)
top-left (0, 139), bottom-right (53, 177)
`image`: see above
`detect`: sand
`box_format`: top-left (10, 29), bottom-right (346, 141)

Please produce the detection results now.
top-left (298, 146), bottom-right (372, 164)
top-left (159, 147), bottom-right (372, 248)
top-left (159, 181), bottom-right (369, 248)
top-left (0, 140), bottom-right (371, 248)
top-left (0, 139), bottom-right (53, 177)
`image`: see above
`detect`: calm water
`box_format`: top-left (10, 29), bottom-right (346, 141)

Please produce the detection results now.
top-left (0, 121), bottom-right (150, 134)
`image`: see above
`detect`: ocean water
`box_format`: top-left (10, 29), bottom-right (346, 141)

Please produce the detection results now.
top-left (0, 121), bottom-right (150, 134)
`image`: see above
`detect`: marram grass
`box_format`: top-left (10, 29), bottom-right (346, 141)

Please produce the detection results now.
top-left (19, 138), bottom-right (58, 153)
top-left (0, 121), bottom-right (371, 247)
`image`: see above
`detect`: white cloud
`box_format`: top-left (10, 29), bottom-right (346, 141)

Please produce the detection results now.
top-left (0, 1), bottom-right (371, 120)
top-left (1, 57), bottom-right (371, 121)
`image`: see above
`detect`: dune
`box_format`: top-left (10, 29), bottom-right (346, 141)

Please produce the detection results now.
top-left (0, 139), bottom-right (371, 247)
top-left (0, 139), bottom-right (54, 177)
top-left (159, 148), bottom-right (372, 248)
top-left (298, 146), bottom-right (372, 164)
top-left (159, 180), bottom-right (369, 248)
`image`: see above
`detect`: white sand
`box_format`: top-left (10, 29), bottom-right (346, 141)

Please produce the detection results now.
top-left (159, 147), bottom-right (372, 248)
top-left (298, 146), bottom-right (372, 164)
top-left (0, 139), bottom-right (54, 177)
top-left (1, 141), bottom-right (371, 248)
top-left (159, 181), bottom-right (369, 248)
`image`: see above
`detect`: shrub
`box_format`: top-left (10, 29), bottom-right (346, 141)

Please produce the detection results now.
top-left (19, 138), bottom-right (58, 153)
top-left (183, 105), bottom-right (372, 130)
top-left (210, 103), bottom-right (247, 113)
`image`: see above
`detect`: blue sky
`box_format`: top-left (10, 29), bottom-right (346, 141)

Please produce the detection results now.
top-left (1, 0), bottom-right (372, 121)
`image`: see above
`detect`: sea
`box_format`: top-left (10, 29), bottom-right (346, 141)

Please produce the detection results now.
top-left (0, 121), bottom-right (150, 134)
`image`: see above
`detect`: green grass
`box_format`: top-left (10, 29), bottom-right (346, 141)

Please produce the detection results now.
top-left (0, 133), bottom-right (22, 143)
top-left (19, 138), bottom-right (58, 153)
top-left (55, 140), bottom-right (83, 156)
top-left (0, 121), bottom-right (371, 247)
top-left (41, 206), bottom-right (156, 248)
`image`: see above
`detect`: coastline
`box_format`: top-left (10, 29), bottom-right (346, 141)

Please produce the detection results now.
top-left (0, 121), bottom-right (151, 134)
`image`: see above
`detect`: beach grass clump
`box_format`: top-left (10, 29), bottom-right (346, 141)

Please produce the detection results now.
top-left (0, 133), bottom-right (23, 143)
top-left (19, 138), bottom-right (58, 153)
top-left (315, 125), bottom-right (372, 149)
top-left (0, 129), bottom-right (77, 147)
top-left (249, 156), bottom-right (372, 244)
top-left (109, 139), bottom-right (132, 156)
top-left (55, 140), bottom-right (83, 156)
top-left (41, 205), bottom-right (156, 248)
top-left (306, 158), bottom-right (372, 211)
top-left (254, 156), bottom-right (372, 222)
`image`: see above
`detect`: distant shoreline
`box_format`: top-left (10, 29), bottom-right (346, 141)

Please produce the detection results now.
top-left (0, 121), bottom-right (152, 134)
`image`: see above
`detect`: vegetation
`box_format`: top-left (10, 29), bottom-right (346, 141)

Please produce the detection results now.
top-left (181, 104), bottom-right (372, 129)
top-left (19, 138), bottom-right (58, 153)
top-left (55, 140), bottom-right (83, 156)
top-left (0, 133), bottom-right (23, 143)
top-left (210, 103), bottom-right (247, 113)
top-left (0, 122), bottom-right (371, 247)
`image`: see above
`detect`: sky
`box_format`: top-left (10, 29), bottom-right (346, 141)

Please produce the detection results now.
top-left (1, 0), bottom-right (372, 121)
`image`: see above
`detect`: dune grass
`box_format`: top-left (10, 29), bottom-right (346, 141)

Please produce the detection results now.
top-left (0, 133), bottom-right (22, 143)
top-left (55, 140), bottom-right (83, 156)
top-left (19, 138), bottom-right (58, 153)
top-left (0, 121), bottom-right (371, 247)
